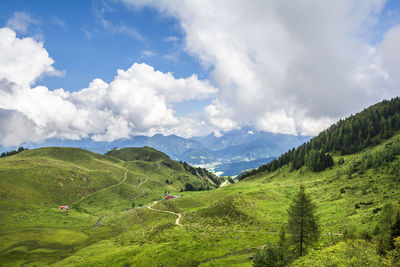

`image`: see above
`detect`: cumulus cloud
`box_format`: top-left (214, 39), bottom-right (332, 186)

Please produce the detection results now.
top-left (0, 109), bottom-right (42, 146)
top-left (0, 28), bottom-right (64, 86)
top-left (123, 0), bottom-right (400, 135)
top-left (0, 27), bottom-right (217, 147)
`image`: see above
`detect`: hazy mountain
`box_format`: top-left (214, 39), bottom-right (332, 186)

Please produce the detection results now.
top-left (1, 129), bottom-right (311, 176)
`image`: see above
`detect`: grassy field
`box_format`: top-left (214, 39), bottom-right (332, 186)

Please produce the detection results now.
top-left (0, 147), bottom-right (217, 266)
top-left (1, 135), bottom-right (400, 266)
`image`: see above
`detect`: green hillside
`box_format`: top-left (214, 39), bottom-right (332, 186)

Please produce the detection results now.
top-left (106, 146), bottom-right (223, 187)
top-left (0, 146), bottom-right (216, 266)
top-left (105, 146), bottom-right (172, 163)
top-left (16, 133), bottom-right (397, 267)
top-left (238, 97), bottom-right (400, 179)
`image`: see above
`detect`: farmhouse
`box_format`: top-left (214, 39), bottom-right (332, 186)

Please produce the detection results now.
top-left (164, 195), bottom-right (181, 200)
top-left (58, 206), bottom-right (69, 210)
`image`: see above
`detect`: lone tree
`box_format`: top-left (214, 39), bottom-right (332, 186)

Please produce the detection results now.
top-left (287, 185), bottom-right (319, 257)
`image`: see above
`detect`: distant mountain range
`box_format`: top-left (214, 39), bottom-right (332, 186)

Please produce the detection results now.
top-left (1, 127), bottom-right (311, 176)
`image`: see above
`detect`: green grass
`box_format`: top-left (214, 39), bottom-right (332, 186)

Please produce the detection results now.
top-left (0, 146), bottom-right (216, 266)
top-left (1, 135), bottom-right (400, 266)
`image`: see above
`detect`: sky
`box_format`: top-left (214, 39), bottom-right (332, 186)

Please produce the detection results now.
top-left (0, 0), bottom-right (399, 147)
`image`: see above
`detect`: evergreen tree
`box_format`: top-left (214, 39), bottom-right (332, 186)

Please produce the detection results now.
top-left (287, 185), bottom-right (319, 257)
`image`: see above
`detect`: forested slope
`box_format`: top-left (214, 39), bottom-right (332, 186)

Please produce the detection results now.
top-left (239, 97), bottom-right (400, 180)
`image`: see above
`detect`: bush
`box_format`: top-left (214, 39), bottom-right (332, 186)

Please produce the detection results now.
top-left (253, 244), bottom-right (288, 267)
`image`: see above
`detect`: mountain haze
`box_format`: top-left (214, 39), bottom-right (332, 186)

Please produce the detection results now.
top-left (3, 129), bottom-right (310, 176)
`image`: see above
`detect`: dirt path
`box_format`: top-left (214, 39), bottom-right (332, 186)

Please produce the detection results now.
top-left (70, 164), bottom-right (131, 206)
top-left (220, 179), bottom-right (229, 187)
top-left (138, 175), bottom-right (148, 187)
top-left (147, 201), bottom-right (183, 227)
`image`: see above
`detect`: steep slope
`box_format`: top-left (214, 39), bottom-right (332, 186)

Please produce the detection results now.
top-left (239, 97), bottom-right (400, 179)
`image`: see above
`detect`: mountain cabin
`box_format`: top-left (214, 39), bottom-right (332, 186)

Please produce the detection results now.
top-left (58, 206), bottom-right (70, 210)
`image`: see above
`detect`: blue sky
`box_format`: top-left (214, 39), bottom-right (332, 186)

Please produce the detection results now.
top-left (0, 0), bottom-right (203, 81)
top-left (0, 0), bottom-right (399, 147)
top-left (0, 0), bottom-right (212, 116)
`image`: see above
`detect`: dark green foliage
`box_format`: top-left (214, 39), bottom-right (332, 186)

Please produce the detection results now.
top-left (287, 186), bottom-right (319, 257)
top-left (0, 147), bottom-right (27, 157)
top-left (239, 97), bottom-right (400, 180)
top-left (184, 182), bottom-right (209, 191)
top-left (376, 203), bottom-right (398, 255)
top-left (391, 212), bottom-right (400, 243)
top-left (184, 183), bottom-right (195, 191)
top-left (131, 202), bottom-right (135, 209)
top-left (373, 208), bottom-right (382, 213)
top-left (278, 225), bottom-right (288, 252)
top-left (181, 161), bottom-right (222, 185)
top-left (342, 224), bottom-right (357, 240)
top-left (253, 244), bottom-right (288, 267)
top-left (305, 150), bottom-right (334, 172)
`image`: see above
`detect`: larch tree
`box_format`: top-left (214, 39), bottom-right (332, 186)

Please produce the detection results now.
top-left (287, 185), bottom-right (319, 257)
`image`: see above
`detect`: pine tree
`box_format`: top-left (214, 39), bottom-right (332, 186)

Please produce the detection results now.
top-left (287, 185), bottom-right (319, 257)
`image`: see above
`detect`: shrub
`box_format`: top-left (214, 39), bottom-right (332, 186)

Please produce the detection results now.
top-left (253, 244), bottom-right (288, 267)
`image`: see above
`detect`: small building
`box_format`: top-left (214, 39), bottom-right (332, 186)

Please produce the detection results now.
top-left (164, 195), bottom-right (174, 200)
top-left (165, 195), bottom-right (181, 200)
top-left (58, 206), bottom-right (69, 210)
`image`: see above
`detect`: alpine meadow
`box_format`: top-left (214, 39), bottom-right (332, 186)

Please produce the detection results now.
top-left (1, 1), bottom-right (400, 266)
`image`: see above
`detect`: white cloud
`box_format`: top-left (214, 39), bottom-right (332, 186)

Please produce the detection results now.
top-left (0, 28), bottom-right (217, 146)
top-left (0, 109), bottom-right (42, 146)
top-left (0, 28), bottom-right (63, 86)
top-left (163, 36), bottom-right (179, 42)
top-left (6, 11), bottom-right (38, 34)
top-left (379, 25), bottom-right (400, 86)
top-left (123, 0), bottom-right (399, 136)
top-left (140, 50), bottom-right (155, 57)
top-left (94, 4), bottom-right (145, 41)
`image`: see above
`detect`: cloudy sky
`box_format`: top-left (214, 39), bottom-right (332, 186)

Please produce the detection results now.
top-left (0, 0), bottom-right (399, 147)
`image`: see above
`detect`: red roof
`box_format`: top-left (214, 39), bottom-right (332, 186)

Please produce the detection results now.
top-left (165, 195), bottom-right (174, 200)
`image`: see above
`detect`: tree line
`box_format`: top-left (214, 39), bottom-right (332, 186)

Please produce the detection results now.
top-left (181, 161), bottom-right (223, 186)
top-left (0, 147), bottom-right (27, 158)
top-left (239, 97), bottom-right (400, 180)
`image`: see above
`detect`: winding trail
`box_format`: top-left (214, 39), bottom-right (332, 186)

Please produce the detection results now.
top-left (219, 179), bottom-right (229, 187)
top-left (70, 164), bottom-right (131, 206)
top-left (147, 201), bottom-right (183, 227)
top-left (138, 175), bottom-right (148, 188)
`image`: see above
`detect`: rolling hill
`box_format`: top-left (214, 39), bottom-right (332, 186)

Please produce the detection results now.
top-left (0, 146), bottom-right (218, 266)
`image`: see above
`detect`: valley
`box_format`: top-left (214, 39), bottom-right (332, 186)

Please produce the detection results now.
top-left (1, 99), bottom-right (400, 266)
